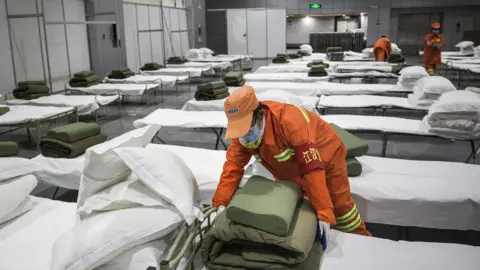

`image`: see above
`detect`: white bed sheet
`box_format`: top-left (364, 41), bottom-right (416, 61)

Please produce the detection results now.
top-left (0, 105), bottom-right (74, 125)
top-left (66, 83), bottom-right (159, 96)
top-left (140, 67), bottom-right (213, 78)
top-left (0, 196), bottom-right (77, 270)
top-left (256, 65), bottom-right (310, 73)
top-left (245, 73), bottom-right (330, 82)
top-left (319, 95), bottom-right (429, 110)
top-left (316, 82), bottom-right (411, 95)
top-left (239, 82), bottom-right (319, 96)
top-left (167, 61), bottom-right (232, 70)
top-left (442, 58), bottom-right (480, 65)
top-left (448, 63), bottom-right (480, 72)
top-left (6, 94), bottom-right (118, 115)
top-left (335, 65), bottom-right (393, 73)
top-left (133, 109), bottom-right (228, 129)
top-left (191, 55), bottom-right (243, 63)
top-left (104, 75), bottom-right (188, 88)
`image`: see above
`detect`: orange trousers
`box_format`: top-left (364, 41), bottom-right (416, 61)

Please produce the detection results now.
top-left (325, 145), bottom-right (371, 236)
top-left (374, 48), bottom-right (387, 61)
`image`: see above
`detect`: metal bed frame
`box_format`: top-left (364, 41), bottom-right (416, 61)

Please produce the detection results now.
top-left (0, 106), bottom-right (78, 149)
top-left (317, 105), bottom-right (428, 116)
top-left (443, 61), bottom-right (480, 89)
top-left (152, 127), bottom-right (227, 150)
top-left (157, 206), bottom-right (217, 270)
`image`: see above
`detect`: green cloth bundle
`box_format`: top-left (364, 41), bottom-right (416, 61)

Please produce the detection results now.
top-left (0, 142), bottom-right (19, 157)
top-left (277, 53), bottom-right (288, 58)
top-left (197, 81), bottom-right (227, 91)
top-left (0, 107), bottom-right (10, 116)
top-left (272, 56), bottom-right (289, 64)
top-left (330, 123), bottom-right (369, 176)
top-left (388, 54), bottom-right (405, 64)
top-left (298, 50), bottom-right (310, 56)
top-left (326, 46), bottom-right (343, 53)
top-left (307, 61), bottom-right (329, 68)
top-left (17, 81), bottom-right (46, 87)
top-left (288, 53), bottom-right (302, 59)
top-left (226, 176), bottom-right (301, 236)
top-left (46, 122), bottom-right (101, 143)
top-left (195, 81), bottom-right (229, 101)
top-left (140, 62), bottom-right (163, 71)
top-left (40, 134), bottom-right (107, 158)
top-left (223, 72), bottom-right (244, 86)
top-left (13, 82), bottom-right (50, 100)
top-left (109, 69), bottom-right (135, 79)
top-left (69, 71), bottom-right (100, 87)
top-left (308, 65), bottom-right (328, 77)
top-left (328, 52), bottom-right (345, 61)
top-left (167, 56), bottom-right (187, 64)
top-left (201, 199), bottom-right (321, 270)
top-left (346, 157), bottom-right (362, 177)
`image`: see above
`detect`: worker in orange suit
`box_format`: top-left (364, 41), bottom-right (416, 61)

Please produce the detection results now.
top-left (424, 22), bottom-right (445, 75)
top-left (373, 35), bottom-right (392, 61)
top-left (212, 85), bottom-right (371, 251)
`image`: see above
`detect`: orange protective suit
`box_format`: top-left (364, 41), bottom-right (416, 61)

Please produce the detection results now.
top-left (423, 33), bottom-right (444, 74)
top-left (212, 101), bottom-right (371, 236)
top-left (373, 37), bottom-right (392, 61)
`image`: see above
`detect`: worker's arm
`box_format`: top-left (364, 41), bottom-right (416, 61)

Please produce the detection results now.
top-left (425, 34), bottom-right (432, 47)
top-left (387, 41), bottom-right (392, 55)
top-left (212, 140), bottom-right (252, 207)
top-left (282, 107), bottom-right (336, 224)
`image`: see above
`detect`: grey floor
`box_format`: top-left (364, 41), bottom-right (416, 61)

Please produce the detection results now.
top-left (4, 56), bottom-right (479, 244)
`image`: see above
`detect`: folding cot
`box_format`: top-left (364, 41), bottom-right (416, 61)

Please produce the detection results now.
top-left (140, 66), bottom-right (215, 83)
top-left (244, 72), bottom-right (398, 84)
top-left (167, 61), bottom-right (232, 77)
top-left (317, 95), bottom-right (429, 115)
top-left (132, 109), bottom-right (479, 163)
top-left (6, 94), bottom-right (120, 121)
top-left (0, 105), bottom-right (77, 148)
top-left (333, 64), bottom-right (393, 73)
top-left (442, 59), bottom-right (480, 88)
top-left (188, 54), bottom-right (249, 71)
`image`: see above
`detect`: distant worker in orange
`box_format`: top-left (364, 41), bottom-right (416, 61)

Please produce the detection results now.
top-left (424, 22), bottom-right (444, 75)
top-left (373, 35), bottom-right (392, 61)
top-left (212, 86), bottom-right (371, 251)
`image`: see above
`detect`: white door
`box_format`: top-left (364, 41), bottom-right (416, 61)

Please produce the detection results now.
top-left (247, 9), bottom-right (267, 58)
top-left (266, 9), bottom-right (286, 58)
top-left (227, 9), bottom-right (247, 55)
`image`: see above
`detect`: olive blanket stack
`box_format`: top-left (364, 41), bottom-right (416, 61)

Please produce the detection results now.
top-left (40, 122), bottom-right (107, 158)
top-left (195, 81), bottom-right (230, 101)
top-left (307, 61), bottom-right (329, 68)
top-left (0, 141), bottom-right (19, 157)
top-left (330, 123), bottom-right (369, 176)
top-left (13, 81), bottom-right (50, 100)
top-left (201, 176), bottom-right (322, 270)
top-left (223, 72), bottom-right (245, 86)
top-left (272, 54), bottom-right (289, 64)
top-left (328, 51), bottom-right (345, 61)
top-left (69, 71), bottom-right (100, 87)
top-left (308, 65), bottom-right (328, 77)
top-left (140, 62), bottom-right (164, 71)
top-left (167, 56), bottom-right (187, 64)
top-left (109, 68), bottom-right (135, 79)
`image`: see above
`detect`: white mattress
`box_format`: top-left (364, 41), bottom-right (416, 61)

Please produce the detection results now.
top-left (330, 71), bottom-right (398, 78)
top-left (321, 114), bottom-right (431, 136)
top-left (245, 73), bottom-right (330, 83)
top-left (103, 75), bottom-right (188, 87)
top-left (319, 95), bottom-right (429, 111)
top-left (66, 83), bottom-right (159, 96)
top-left (335, 65), bottom-right (393, 73)
top-left (0, 197), bottom-right (77, 270)
top-left (181, 95), bottom-right (319, 113)
top-left (255, 65), bottom-right (310, 73)
top-left (328, 61), bottom-right (393, 66)
top-left (133, 109), bottom-right (228, 129)
top-left (6, 94), bottom-right (118, 115)
top-left (240, 81), bottom-right (319, 96)
top-left (442, 58), bottom-right (480, 65)
top-left (316, 82), bottom-right (412, 95)
top-left (447, 63), bottom-right (480, 72)
top-left (140, 67), bottom-right (214, 77)
top-left (191, 55), bottom-right (244, 62)
top-left (0, 105), bottom-right (75, 125)
top-left (167, 61), bottom-right (232, 70)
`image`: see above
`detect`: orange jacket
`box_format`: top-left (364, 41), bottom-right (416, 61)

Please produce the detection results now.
top-left (212, 101), bottom-right (346, 224)
top-left (373, 38), bottom-right (392, 56)
top-left (423, 33), bottom-right (444, 65)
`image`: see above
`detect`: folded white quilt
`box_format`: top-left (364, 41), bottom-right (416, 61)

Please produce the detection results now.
top-left (423, 116), bottom-right (480, 140)
top-left (427, 91), bottom-right (480, 122)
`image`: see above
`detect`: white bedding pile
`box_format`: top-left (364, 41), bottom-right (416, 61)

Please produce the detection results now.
top-left (455, 41), bottom-right (475, 55)
top-left (141, 67), bottom-right (214, 78)
top-left (475, 45), bottom-right (480, 58)
top-left (299, 44), bottom-right (313, 55)
top-left (186, 48), bottom-right (214, 60)
top-left (50, 125), bottom-right (202, 270)
top-left (362, 47), bottom-right (374, 58)
top-left (423, 90), bottom-right (480, 139)
top-left (391, 43), bottom-right (402, 55)
top-left (103, 74), bottom-right (187, 88)
top-left (397, 66), bottom-right (429, 89)
top-left (466, 86), bottom-right (480, 95)
top-left (408, 76), bottom-right (456, 107)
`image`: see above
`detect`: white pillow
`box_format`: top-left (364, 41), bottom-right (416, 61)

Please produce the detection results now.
top-left (113, 147), bottom-right (202, 225)
top-left (399, 66), bottom-right (429, 79)
top-left (257, 89), bottom-right (304, 107)
top-left (77, 174), bottom-right (169, 218)
top-left (50, 207), bottom-right (183, 270)
top-left (429, 90), bottom-right (480, 115)
top-left (455, 41), bottom-right (474, 48)
top-left (0, 196), bottom-right (33, 224)
top-left (77, 125), bottom-right (160, 208)
top-left (362, 47), bottom-right (373, 53)
top-left (391, 43), bottom-right (402, 55)
top-left (466, 86), bottom-right (480, 95)
top-left (0, 175), bottom-right (37, 223)
top-left (416, 76), bottom-right (457, 94)
top-left (0, 157), bottom-right (40, 182)
top-left (199, 47), bottom-right (214, 55)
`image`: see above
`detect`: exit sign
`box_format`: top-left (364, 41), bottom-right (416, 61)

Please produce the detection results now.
top-left (310, 3), bottom-right (321, 9)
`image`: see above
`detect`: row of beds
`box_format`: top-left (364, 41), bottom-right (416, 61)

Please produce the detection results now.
top-left (1, 52), bottom-right (480, 270)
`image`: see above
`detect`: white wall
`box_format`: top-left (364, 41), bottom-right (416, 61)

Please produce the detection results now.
top-left (287, 16), bottom-right (334, 44)
top-left (123, 2), bottom-right (189, 72)
top-left (123, 0), bottom-right (184, 8)
top-left (0, 0), bottom-right (90, 94)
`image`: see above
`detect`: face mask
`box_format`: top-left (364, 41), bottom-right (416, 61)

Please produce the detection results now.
top-left (432, 29), bottom-right (440, 34)
top-left (242, 125), bottom-right (261, 143)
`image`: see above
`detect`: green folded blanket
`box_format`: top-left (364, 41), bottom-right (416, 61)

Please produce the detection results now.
top-left (226, 176), bottom-right (301, 236)
top-left (0, 142), bottom-right (19, 157)
top-left (40, 134), bottom-right (107, 158)
top-left (13, 92), bottom-right (50, 100)
top-left (14, 85), bottom-right (50, 94)
top-left (110, 69), bottom-right (135, 79)
top-left (69, 74), bottom-right (100, 85)
top-left (224, 72), bottom-right (244, 81)
top-left (388, 54), bottom-right (405, 64)
top-left (298, 50), bottom-right (310, 56)
top-left (307, 61), bottom-right (329, 68)
top-left (202, 200), bottom-right (320, 270)
top-left (0, 107), bottom-right (10, 116)
top-left (330, 123), bottom-right (369, 158)
top-left (273, 57), bottom-right (289, 64)
top-left (288, 53), bottom-right (302, 59)
top-left (74, 71), bottom-right (96, 78)
top-left (277, 53), bottom-right (288, 58)
top-left (46, 122), bottom-right (101, 143)
top-left (140, 66), bottom-right (162, 71)
top-left (346, 157), bottom-right (362, 177)
top-left (17, 81), bottom-right (46, 87)
top-left (69, 81), bottom-right (100, 88)
top-left (195, 88), bottom-right (230, 101)
top-left (198, 81), bottom-right (227, 91)
top-left (326, 47), bottom-right (343, 53)
top-left (167, 57), bottom-right (187, 64)
top-left (224, 79), bottom-right (245, 86)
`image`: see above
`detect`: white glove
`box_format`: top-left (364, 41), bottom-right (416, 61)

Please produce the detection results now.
top-left (318, 221), bottom-right (330, 251)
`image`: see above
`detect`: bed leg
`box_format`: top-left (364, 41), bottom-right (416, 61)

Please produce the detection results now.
top-left (213, 128), bottom-right (227, 150)
top-left (465, 140), bottom-right (478, 164)
top-left (26, 128), bottom-right (32, 143)
top-left (51, 187), bottom-right (60, 200)
top-left (381, 133), bottom-right (388, 157)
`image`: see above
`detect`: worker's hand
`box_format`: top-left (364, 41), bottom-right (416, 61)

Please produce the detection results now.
top-left (317, 221), bottom-right (330, 251)
top-left (426, 40), bottom-right (432, 46)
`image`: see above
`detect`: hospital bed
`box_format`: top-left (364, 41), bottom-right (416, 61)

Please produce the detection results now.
top-left (167, 61), bottom-right (232, 77)
top-left (188, 54), bottom-right (250, 71)
top-left (65, 82), bottom-right (160, 106)
top-left (441, 59), bottom-right (480, 88)
top-left (333, 64), bottom-right (393, 73)
top-left (140, 67), bottom-right (215, 83)
top-left (316, 82), bottom-right (412, 96)
top-left (132, 109), bottom-right (479, 162)
top-left (5, 94), bottom-right (120, 120)
top-left (0, 105), bottom-right (77, 148)
top-left (318, 95), bottom-right (429, 115)
top-left (245, 72), bottom-right (398, 84)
